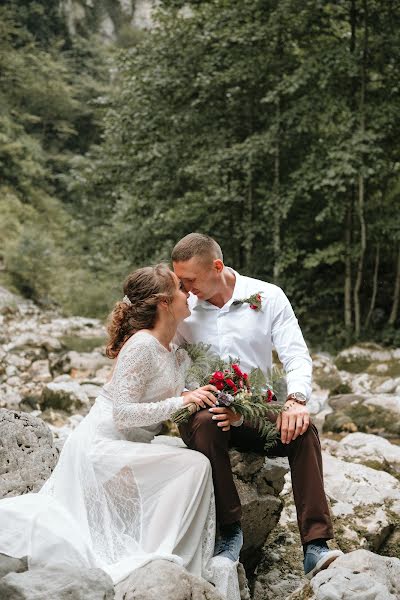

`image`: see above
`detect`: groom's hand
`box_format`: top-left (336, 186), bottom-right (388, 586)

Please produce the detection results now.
top-left (208, 406), bottom-right (241, 432)
top-left (276, 400), bottom-right (310, 444)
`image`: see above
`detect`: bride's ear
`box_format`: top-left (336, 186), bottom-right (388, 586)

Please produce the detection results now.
top-left (158, 297), bottom-right (170, 311)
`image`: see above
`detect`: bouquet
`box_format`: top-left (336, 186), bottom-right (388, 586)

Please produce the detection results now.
top-left (172, 343), bottom-right (284, 451)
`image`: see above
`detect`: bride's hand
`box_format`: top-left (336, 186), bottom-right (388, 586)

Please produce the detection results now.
top-left (182, 385), bottom-right (218, 409)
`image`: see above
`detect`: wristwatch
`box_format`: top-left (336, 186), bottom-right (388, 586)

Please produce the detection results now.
top-left (286, 392), bottom-right (307, 406)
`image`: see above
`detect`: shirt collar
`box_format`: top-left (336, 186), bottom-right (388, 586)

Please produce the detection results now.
top-left (189, 267), bottom-right (246, 311)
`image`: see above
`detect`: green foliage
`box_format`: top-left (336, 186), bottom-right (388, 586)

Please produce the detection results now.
top-left (2, 0), bottom-right (400, 348)
top-left (76, 0), bottom-right (400, 344)
top-left (0, 3), bottom-right (113, 316)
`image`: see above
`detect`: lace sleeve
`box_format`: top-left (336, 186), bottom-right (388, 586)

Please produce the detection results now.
top-left (111, 338), bottom-right (184, 431)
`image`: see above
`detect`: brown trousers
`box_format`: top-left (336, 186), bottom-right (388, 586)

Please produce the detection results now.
top-left (179, 410), bottom-right (333, 545)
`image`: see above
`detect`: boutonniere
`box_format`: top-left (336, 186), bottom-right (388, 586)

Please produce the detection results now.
top-left (232, 292), bottom-right (263, 311)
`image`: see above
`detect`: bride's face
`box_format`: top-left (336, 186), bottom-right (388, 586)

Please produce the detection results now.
top-left (169, 273), bottom-right (191, 322)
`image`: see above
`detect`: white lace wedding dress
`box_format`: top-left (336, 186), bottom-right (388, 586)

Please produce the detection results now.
top-left (0, 332), bottom-right (240, 599)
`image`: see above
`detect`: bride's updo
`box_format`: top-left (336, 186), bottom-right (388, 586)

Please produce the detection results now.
top-left (106, 264), bottom-right (176, 358)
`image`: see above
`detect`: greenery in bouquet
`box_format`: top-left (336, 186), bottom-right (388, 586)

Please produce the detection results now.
top-left (172, 343), bottom-right (284, 450)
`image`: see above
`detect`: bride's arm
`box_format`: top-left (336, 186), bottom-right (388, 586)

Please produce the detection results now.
top-left (111, 339), bottom-right (184, 431)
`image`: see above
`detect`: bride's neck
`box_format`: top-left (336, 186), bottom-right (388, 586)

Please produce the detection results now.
top-left (147, 319), bottom-right (176, 351)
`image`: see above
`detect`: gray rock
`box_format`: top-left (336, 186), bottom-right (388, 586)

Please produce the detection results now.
top-left (115, 559), bottom-right (223, 600)
top-left (288, 549), bottom-right (400, 600)
top-left (312, 353), bottom-right (343, 391)
top-left (53, 351), bottom-right (111, 378)
top-left (322, 432), bottom-right (400, 477)
top-left (325, 393), bottom-right (400, 437)
top-left (321, 453), bottom-right (400, 552)
top-left (0, 553), bottom-right (28, 578)
top-left (6, 333), bottom-right (62, 354)
top-left (39, 380), bottom-right (89, 413)
top-left (0, 384), bottom-right (22, 409)
top-left (0, 409), bottom-right (58, 498)
top-left (233, 455), bottom-right (288, 572)
top-left (0, 566), bottom-right (114, 600)
top-left (29, 360), bottom-right (52, 383)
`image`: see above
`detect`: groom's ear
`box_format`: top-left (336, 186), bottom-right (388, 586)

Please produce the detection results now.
top-left (213, 259), bottom-right (224, 273)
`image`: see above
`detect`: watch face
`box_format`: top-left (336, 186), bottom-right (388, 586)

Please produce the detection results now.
top-left (291, 392), bottom-right (307, 405)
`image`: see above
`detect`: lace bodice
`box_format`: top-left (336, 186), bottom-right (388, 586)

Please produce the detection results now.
top-left (102, 332), bottom-right (190, 435)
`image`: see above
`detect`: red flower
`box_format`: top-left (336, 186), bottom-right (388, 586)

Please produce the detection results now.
top-left (225, 378), bottom-right (238, 393)
top-left (256, 294), bottom-right (262, 302)
top-left (212, 371), bottom-right (225, 381)
top-left (215, 380), bottom-right (225, 391)
top-left (250, 304), bottom-right (258, 310)
top-left (232, 364), bottom-right (243, 377)
top-left (243, 373), bottom-right (248, 380)
top-left (265, 389), bottom-right (273, 403)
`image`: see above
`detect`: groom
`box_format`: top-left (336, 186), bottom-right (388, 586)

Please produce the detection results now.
top-left (172, 233), bottom-right (342, 579)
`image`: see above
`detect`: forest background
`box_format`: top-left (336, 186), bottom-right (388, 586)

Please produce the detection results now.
top-left (1, 0), bottom-right (399, 351)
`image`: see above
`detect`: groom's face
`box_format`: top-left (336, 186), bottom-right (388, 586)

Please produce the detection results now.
top-left (173, 257), bottom-right (221, 301)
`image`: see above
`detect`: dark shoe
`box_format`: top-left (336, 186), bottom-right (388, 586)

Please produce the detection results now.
top-left (213, 523), bottom-right (243, 562)
top-left (304, 541), bottom-right (343, 579)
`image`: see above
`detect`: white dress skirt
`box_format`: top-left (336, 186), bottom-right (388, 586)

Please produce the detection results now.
top-left (0, 332), bottom-right (240, 599)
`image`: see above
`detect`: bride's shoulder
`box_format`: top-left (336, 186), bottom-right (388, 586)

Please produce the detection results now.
top-left (119, 331), bottom-right (158, 358)
top-left (174, 346), bottom-right (191, 368)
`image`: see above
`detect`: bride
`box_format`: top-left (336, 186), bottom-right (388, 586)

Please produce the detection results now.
top-left (0, 264), bottom-right (240, 599)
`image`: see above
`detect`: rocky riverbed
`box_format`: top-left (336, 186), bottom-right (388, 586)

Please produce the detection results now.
top-left (1, 285), bottom-right (400, 599)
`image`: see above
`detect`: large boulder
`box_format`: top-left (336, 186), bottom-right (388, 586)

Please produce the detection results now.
top-left (324, 393), bottom-right (400, 437)
top-left (39, 378), bottom-right (90, 413)
top-left (312, 353), bottom-right (344, 392)
top-left (115, 559), bottom-right (223, 600)
top-left (230, 452), bottom-right (287, 572)
top-left (0, 553), bottom-right (27, 579)
top-left (51, 350), bottom-right (111, 379)
top-left (253, 451), bottom-right (400, 600)
top-left (322, 453), bottom-right (400, 552)
top-left (0, 409), bottom-right (58, 498)
top-left (0, 566), bottom-right (114, 600)
top-left (288, 549), bottom-right (400, 600)
top-left (322, 432), bottom-right (400, 479)
top-left (335, 343), bottom-right (394, 373)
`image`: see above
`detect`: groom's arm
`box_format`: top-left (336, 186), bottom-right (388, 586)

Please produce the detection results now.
top-left (270, 287), bottom-right (312, 400)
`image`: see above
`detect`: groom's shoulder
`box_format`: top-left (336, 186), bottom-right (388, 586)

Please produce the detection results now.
top-left (239, 273), bottom-right (285, 299)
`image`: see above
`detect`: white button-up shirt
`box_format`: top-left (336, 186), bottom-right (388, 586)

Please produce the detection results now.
top-left (175, 268), bottom-right (312, 399)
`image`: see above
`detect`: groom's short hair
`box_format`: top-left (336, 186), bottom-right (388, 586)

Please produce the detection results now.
top-left (172, 233), bottom-right (223, 264)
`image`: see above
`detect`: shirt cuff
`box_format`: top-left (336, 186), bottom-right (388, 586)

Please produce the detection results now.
top-left (231, 415), bottom-right (244, 427)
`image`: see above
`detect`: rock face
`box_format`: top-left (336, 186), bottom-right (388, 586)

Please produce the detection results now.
top-left (0, 566), bottom-right (114, 600)
top-left (40, 379), bottom-right (90, 412)
top-left (288, 549), bottom-right (400, 600)
top-left (60, 0), bottom-right (156, 41)
top-left (322, 453), bottom-right (400, 552)
top-left (322, 432), bottom-right (400, 479)
top-left (0, 409), bottom-right (58, 498)
top-left (324, 393), bottom-right (400, 437)
top-left (231, 451), bottom-right (287, 572)
top-left (115, 559), bottom-right (224, 600)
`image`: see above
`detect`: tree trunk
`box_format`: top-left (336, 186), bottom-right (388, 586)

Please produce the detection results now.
top-left (365, 243), bottom-right (380, 328)
top-left (243, 158), bottom-right (254, 273)
top-left (344, 201), bottom-right (353, 332)
top-left (345, 0), bottom-right (357, 339)
top-left (389, 246), bottom-right (400, 325)
top-left (353, 0), bottom-right (368, 339)
top-left (273, 96), bottom-right (281, 283)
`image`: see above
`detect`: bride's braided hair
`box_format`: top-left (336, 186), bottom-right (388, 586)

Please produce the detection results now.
top-left (106, 264), bottom-right (176, 358)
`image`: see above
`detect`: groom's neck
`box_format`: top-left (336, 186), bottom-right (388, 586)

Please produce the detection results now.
top-left (206, 268), bottom-right (236, 308)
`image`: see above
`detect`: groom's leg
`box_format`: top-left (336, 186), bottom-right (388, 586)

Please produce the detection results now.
top-left (266, 423), bottom-right (334, 544)
top-left (179, 409), bottom-right (242, 525)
